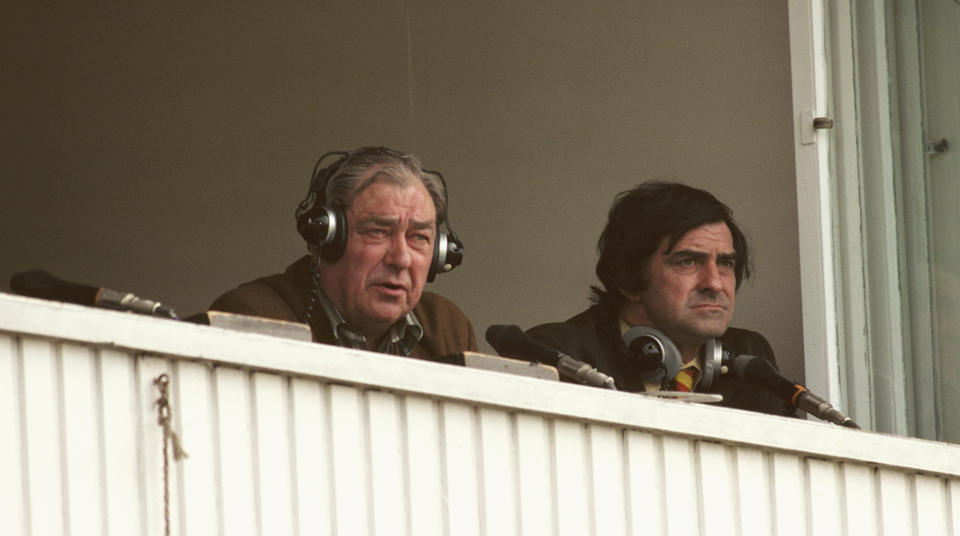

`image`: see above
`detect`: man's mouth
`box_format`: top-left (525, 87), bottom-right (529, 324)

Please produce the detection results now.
top-left (691, 302), bottom-right (727, 311)
top-left (375, 282), bottom-right (407, 293)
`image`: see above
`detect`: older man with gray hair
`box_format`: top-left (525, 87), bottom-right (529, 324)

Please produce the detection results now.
top-left (210, 146), bottom-right (476, 359)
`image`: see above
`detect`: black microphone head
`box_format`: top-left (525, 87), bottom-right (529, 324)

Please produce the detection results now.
top-left (9, 269), bottom-right (98, 306)
top-left (10, 270), bottom-right (58, 299)
top-left (733, 354), bottom-right (799, 402)
top-left (485, 324), bottom-right (524, 351)
top-left (485, 324), bottom-right (561, 366)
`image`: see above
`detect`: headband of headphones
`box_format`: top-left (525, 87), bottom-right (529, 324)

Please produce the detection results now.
top-left (294, 148), bottom-right (464, 281)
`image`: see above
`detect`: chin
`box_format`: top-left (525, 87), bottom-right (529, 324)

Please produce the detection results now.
top-left (691, 321), bottom-right (730, 340)
top-left (371, 313), bottom-right (404, 325)
top-left (370, 305), bottom-right (411, 324)
top-left (704, 325), bottom-right (730, 339)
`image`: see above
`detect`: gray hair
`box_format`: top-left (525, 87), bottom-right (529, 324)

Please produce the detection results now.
top-left (321, 147), bottom-right (448, 221)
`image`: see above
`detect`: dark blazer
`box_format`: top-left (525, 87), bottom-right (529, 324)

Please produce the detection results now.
top-left (527, 305), bottom-right (796, 417)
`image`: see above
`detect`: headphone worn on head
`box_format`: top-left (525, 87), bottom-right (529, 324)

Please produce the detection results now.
top-left (294, 149), bottom-right (464, 282)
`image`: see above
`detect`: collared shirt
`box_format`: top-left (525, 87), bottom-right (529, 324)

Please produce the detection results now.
top-left (314, 289), bottom-right (424, 356)
top-left (618, 319), bottom-right (702, 393)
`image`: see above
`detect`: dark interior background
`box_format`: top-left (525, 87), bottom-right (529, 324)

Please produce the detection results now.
top-left (1, 1), bottom-right (804, 382)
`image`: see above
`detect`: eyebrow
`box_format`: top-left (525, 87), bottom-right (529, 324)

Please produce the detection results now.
top-left (359, 215), bottom-right (397, 227)
top-left (362, 215), bottom-right (436, 230)
top-left (409, 218), bottom-right (436, 230)
top-left (667, 249), bottom-right (737, 261)
top-left (667, 249), bottom-right (707, 260)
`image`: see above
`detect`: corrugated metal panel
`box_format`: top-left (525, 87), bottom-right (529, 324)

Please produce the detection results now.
top-left (2, 299), bottom-right (960, 535)
top-left (1, 333), bottom-right (28, 535)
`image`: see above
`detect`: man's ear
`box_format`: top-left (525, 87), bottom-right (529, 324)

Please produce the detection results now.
top-left (617, 278), bottom-right (645, 302)
top-left (619, 286), bottom-right (641, 301)
top-left (616, 260), bottom-right (649, 302)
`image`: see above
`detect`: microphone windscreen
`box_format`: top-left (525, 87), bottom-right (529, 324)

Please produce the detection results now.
top-left (10, 269), bottom-right (57, 298)
top-left (485, 324), bottom-right (521, 349)
top-left (734, 355), bottom-right (799, 401)
top-left (9, 269), bottom-right (98, 306)
top-left (485, 324), bottom-right (559, 366)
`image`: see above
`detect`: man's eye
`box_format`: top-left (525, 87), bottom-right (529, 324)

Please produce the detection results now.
top-left (409, 233), bottom-right (432, 246)
top-left (679, 258), bottom-right (696, 266)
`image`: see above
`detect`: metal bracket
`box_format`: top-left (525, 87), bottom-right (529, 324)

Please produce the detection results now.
top-left (925, 138), bottom-right (949, 156)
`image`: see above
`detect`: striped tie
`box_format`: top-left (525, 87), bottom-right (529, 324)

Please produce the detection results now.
top-left (672, 367), bottom-right (697, 392)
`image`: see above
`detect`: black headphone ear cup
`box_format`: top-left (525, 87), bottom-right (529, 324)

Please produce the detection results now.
top-left (295, 150), bottom-right (353, 258)
top-left (297, 204), bottom-right (348, 262)
top-left (698, 338), bottom-right (723, 389)
top-left (622, 326), bottom-right (681, 383)
top-left (427, 229), bottom-right (465, 282)
top-left (318, 204), bottom-right (347, 262)
top-left (428, 231), bottom-right (446, 283)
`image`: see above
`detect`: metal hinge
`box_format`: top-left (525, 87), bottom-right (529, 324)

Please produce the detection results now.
top-left (800, 110), bottom-right (834, 145)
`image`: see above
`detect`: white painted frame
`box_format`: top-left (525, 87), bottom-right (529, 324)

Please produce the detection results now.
top-left (788, 0), bottom-right (942, 439)
top-left (787, 0), bottom-right (843, 411)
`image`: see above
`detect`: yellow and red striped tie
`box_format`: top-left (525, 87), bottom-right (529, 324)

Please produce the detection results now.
top-left (672, 367), bottom-right (698, 392)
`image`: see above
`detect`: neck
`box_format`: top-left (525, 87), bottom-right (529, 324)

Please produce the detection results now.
top-left (673, 335), bottom-right (705, 364)
top-left (360, 324), bottom-right (390, 351)
top-left (679, 346), bottom-right (701, 364)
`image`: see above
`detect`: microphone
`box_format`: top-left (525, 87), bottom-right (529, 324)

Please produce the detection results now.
top-left (485, 324), bottom-right (616, 390)
top-left (10, 269), bottom-right (179, 320)
top-left (730, 354), bottom-right (859, 428)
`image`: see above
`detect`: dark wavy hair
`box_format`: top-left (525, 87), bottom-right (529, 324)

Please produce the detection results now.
top-left (590, 181), bottom-right (751, 312)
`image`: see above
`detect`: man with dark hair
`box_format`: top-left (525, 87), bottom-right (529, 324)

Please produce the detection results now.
top-left (209, 146), bottom-right (477, 359)
top-left (527, 181), bottom-right (794, 416)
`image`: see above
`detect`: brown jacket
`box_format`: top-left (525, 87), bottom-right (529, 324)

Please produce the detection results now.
top-left (209, 255), bottom-right (477, 360)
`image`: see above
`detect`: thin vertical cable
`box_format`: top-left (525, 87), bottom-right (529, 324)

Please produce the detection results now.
top-left (404, 0), bottom-right (417, 150)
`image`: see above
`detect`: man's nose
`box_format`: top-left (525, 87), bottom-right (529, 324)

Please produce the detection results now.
top-left (384, 233), bottom-right (413, 269)
top-left (699, 260), bottom-right (724, 291)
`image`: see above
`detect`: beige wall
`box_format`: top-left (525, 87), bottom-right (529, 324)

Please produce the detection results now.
top-left (1, 1), bottom-right (804, 382)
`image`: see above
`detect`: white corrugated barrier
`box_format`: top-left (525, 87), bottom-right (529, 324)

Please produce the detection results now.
top-left (1, 292), bottom-right (958, 535)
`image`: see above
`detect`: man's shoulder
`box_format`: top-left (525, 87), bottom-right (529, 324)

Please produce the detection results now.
top-left (414, 291), bottom-right (471, 324)
top-left (525, 306), bottom-right (617, 368)
top-left (411, 291), bottom-right (478, 355)
top-left (208, 257), bottom-right (310, 322)
top-left (527, 306), bottom-right (604, 343)
top-left (720, 326), bottom-right (776, 361)
top-left (208, 276), bottom-right (296, 321)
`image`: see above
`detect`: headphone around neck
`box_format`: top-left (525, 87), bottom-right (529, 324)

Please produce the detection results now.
top-left (622, 325), bottom-right (725, 389)
top-left (294, 148), bottom-right (464, 282)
